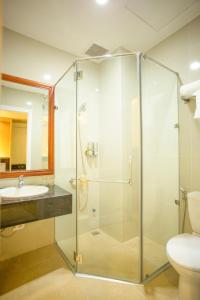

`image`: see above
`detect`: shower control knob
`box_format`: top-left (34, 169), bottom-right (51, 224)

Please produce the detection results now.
top-left (85, 142), bottom-right (98, 158)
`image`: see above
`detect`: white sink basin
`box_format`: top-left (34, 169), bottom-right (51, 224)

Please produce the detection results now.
top-left (0, 185), bottom-right (49, 199)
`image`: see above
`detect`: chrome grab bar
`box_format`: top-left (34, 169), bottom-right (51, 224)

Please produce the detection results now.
top-left (69, 156), bottom-right (133, 186)
top-left (70, 178), bottom-right (131, 185)
top-left (88, 178), bottom-right (130, 184)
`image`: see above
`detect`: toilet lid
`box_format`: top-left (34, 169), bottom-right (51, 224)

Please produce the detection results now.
top-left (167, 234), bottom-right (200, 271)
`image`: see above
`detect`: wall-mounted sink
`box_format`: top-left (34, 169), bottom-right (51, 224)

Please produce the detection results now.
top-left (0, 185), bottom-right (49, 199)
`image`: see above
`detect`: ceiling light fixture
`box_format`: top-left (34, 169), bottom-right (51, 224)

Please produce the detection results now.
top-left (26, 101), bottom-right (32, 106)
top-left (96, 0), bottom-right (109, 6)
top-left (190, 61), bottom-right (200, 71)
top-left (43, 74), bottom-right (52, 81)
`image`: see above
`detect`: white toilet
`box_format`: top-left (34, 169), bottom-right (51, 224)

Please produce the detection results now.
top-left (167, 191), bottom-right (200, 300)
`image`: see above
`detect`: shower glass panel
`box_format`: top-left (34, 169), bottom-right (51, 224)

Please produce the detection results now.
top-left (76, 54), bottom-right (141, 282)
top-left (54, 64), bottom-right (77, 270)
top-left (142, 57), bottom-right (179, 279)
top-left (54, 53), bottom-right (180, 284)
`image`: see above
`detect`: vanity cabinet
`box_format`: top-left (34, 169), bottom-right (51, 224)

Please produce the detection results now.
top-left (0, 185), bottom-right (72, 228)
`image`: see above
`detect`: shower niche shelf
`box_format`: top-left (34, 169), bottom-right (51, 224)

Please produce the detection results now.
top-left (0, 185), bottom-right (72, 228)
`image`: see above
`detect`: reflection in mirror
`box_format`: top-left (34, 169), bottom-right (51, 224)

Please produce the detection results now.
top-left (0, 80), bottom-right (49, 172)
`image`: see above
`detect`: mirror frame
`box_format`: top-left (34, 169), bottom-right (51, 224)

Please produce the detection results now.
top-left (0, 73), bottom-right (54, 178)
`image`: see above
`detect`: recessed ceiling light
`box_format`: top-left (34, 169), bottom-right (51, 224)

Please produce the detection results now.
top-left (26, 101), bottom-right (32, 106)
top-left (190, 61), bottom-right (200, 70)
top-left (43, 74), bottom-right (52, 81)
top-left (96, 0), bottom-right (109, 6)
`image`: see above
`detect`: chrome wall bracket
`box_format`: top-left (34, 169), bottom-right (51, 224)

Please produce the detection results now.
top-left (74, 71), bottom-right (83, 81)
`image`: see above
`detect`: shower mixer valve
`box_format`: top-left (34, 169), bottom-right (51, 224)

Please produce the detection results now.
top-left (85, 142), bottom-right (98, 158)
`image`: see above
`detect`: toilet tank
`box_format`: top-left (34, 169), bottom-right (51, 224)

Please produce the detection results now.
top-left (187, 191), bottom-right (200, 234)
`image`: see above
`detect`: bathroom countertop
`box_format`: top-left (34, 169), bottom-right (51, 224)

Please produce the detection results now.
top-left (0, 185), bottom-right (72, 228)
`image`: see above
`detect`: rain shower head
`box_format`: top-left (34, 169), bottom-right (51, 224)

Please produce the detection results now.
top-left (85, 44), bottom-right (108, 57)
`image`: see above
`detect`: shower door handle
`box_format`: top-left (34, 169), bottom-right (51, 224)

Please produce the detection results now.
top-left (128, 155), bottom-right (133, 185)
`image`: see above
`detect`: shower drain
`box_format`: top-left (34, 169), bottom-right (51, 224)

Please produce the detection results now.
top-left (91, 231), bottom-right (101, 236)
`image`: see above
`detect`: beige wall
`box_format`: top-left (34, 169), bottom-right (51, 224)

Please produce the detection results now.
top-left (0, 28), bottom-right (75, 260)
top-left (0, 119), bottom-right (10, 157)
top-left (3, 28), bottom-right (74, 83)
top-left (11, 121), bottom-right (27, 165)
top-left (147, 15), bottom-right (200, 233)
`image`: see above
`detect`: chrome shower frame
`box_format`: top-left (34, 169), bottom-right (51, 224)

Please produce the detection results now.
top-left (54, 51), bottom-right (181, 285)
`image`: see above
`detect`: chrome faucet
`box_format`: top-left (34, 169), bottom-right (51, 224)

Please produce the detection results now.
top-left (18, 175), bottom-right (24, 188)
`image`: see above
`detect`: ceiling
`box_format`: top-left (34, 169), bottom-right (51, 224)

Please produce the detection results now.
top-left (3, 0), bottom-right (200, 57)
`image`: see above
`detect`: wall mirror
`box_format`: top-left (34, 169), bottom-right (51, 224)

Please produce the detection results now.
top-left (0, 74), bottom-right (54, 178)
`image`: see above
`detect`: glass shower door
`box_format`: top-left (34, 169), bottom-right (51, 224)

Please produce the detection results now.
top-left (75, 54), bottom-right (141, 282)
top-left (142, 57), bottom-right (179, 279)
top-left (54, 64), bottom-right (77, 270)
top-left (53, 53), bottom-right (179, 283)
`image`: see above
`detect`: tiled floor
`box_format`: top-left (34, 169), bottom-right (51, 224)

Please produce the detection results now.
top-left (59, 229), bottom-right (167, 280)
top-left (0, 244), bottom-right (178, 300)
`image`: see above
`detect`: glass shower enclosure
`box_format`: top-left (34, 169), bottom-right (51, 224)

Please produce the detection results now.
top-left (54, 52), bottom-right (179, 283)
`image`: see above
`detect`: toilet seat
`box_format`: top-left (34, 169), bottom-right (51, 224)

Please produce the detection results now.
top-left (167, 233), bottom-right (200, 271)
